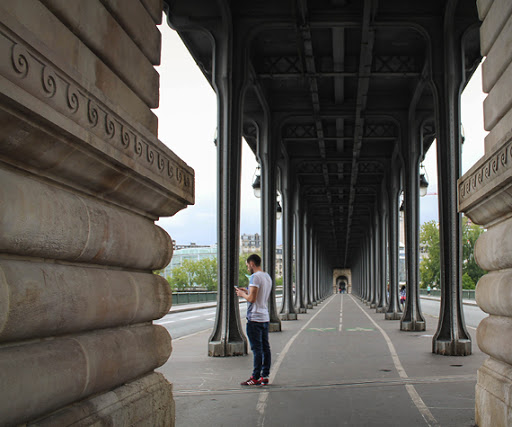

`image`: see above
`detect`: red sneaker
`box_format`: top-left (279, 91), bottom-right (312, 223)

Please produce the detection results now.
top-left (260, 377), bottom-right (269, 386)
top-left (241, 376), bottom-right (261, 386)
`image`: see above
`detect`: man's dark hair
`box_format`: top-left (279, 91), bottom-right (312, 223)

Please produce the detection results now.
top-left (246, 254), bottom-right (261, 266)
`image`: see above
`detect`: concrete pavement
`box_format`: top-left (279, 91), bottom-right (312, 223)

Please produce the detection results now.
top-left (158, 294), bottom-right (486, 426)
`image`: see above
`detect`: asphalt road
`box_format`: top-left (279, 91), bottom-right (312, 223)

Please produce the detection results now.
top-left (156, 296), bottom-right (485, 339)
top-left (156, 298), bottom-right (282, 339)
top-left (419, 297), bottom-right (486, 330)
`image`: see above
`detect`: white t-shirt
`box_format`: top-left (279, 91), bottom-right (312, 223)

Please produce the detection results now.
top-left (247, 271), bottom-right (272, 322)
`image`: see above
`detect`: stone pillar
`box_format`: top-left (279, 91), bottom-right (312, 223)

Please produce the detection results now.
top-left (280, 156), bottom-right (297, 321)
top-left (386, 160), bottom-right (403, 320)
top-left (0, 1), bottom-right (193, 424)
top-left (459, 0), bottom-right (512, 424)
top-left (261, 119), bottom-right (282, 332)
top-left (208, 22), bottom-right (248, 356)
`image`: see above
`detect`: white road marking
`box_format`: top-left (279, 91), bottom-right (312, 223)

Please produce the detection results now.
top-left (182, 316), bottom-right (200, 321)
top-left (207, 318), bottom-right (215, 322)
top-left (349, 295), bottom-right (439, 427)
top-left (173, 328), bottom-right (213, 342)
top-left (156, 320), bottom-right (175, 325)
top-left (339, 294), bottom-right (343, 332)
top-left (257, 295), bottom-right (336, 426)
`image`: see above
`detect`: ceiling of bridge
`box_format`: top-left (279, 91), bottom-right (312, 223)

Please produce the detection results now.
top-left (164, 0), bottom-right (480, 267)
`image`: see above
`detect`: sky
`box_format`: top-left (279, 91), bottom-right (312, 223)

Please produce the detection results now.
top-left (155, 22), bottom-right (487, 246)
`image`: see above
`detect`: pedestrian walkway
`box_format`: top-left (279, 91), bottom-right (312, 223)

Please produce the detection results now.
top-left (158, 294), bottom-right (485, 427)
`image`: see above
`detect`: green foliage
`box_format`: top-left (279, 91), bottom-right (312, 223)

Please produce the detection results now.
top-left (166, 257), bottom-right (217, 291)
top-left (194, 258), bottom-right (218, 291)
top-left (420, 217), bottom-right (486, 289)
top-left (419, 220), bottom-right (441, 289)
top-left (238, 252), bottom-right (263, 288)
top-left (275, 277), bottom-right (283, 288)
top-left (462, 272), bottom-right (475, 290)
top-left (462, 216), bottom-right (486, 286)
top-left (239, 255), bottom-right (250, 288)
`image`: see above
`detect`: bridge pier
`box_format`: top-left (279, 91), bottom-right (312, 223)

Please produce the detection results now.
top-left (0, 1), bottom-right (193, 424)
top-left (460, 0), bottom-right (512, 424)
top-left (385, 157), bottom-right (403, 320)
top-left (400, 116), bottom-right (426, 332)
top-left (207, 23), bottom-right (248, 356)
top-left (295, 190), bottom-right (308, 314)
top-left (279, 154), bottom-right (298, 321)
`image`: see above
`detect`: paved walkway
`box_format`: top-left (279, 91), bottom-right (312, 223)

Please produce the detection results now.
top-left (158, 294), bottom-right (485, 427)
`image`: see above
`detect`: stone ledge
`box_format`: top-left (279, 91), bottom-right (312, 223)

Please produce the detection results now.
top-left (0, 22), bottom-right (193, 197)
top-left (458, 133), bottom-right (512, 226)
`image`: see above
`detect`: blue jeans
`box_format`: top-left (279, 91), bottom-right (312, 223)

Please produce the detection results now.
top-left (246, 320), bottom-right (271, 378)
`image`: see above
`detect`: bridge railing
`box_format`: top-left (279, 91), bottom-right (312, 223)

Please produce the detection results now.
top-left (172, 288), bottom-right (284, 305)
top-left (419, 289), bottom-right (475, 300)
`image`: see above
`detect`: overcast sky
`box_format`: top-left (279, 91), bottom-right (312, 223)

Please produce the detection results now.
top-left (155, 23), bottom-right (487, 246)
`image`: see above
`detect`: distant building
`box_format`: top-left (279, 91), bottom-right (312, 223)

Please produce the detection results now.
top-left (275, 245), bottom-right (283, 278)
top-left (240, 233), bottom-right (261, 254)
top-left (160, 244), bottom-right (217, 278)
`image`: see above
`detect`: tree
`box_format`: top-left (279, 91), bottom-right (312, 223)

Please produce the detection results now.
top-left (462, 272), bottom-right (475, 290)
top-left (166, 257), bottom-right (218, 291)
top-left (194, 258), bottom-right (217, 291)
top-left (462, 216), bottom-right (486, 287)
top-left (419, 220), bottom-right (441, 288)
top-left (419, 217), bottom-right (486, 290)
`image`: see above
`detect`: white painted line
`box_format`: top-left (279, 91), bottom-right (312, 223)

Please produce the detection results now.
top-left (207, 318), bottom-right (215, 322)
top-left (339, 294), bottom-right (343, 332)
top-left (173, 328), bottom-right (213, 342)
top-left (156, 320), bottom-right (175, 325)
top-left (257, 295), bottom-right (336, 426)
top-left (349, 295), bottom-right (439, 427)
top-left (182, 316), bottom-right (200, 321)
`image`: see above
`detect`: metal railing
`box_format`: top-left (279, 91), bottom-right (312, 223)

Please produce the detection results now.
top-left (172, 288), bottom-right (284, 305)
top-left (419, 289), bottom-right (475, 300)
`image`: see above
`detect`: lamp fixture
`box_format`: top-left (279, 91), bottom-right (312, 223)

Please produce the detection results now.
top-left (419, 164), bottom-right (429, 197)
top-left (276, 201), bottom-right (282, 220)
top-left (252, 166), bottom-right (261, 198)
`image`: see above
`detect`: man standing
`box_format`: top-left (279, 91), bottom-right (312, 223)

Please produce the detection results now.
top-left (235, 254), bottom-right (272, 386)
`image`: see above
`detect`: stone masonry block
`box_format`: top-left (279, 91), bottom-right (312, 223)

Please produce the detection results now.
top-left (0, 259), bottom-right (172, 342)
top-left (477, 316), bottom-right (512, 366)
top-left (480, 0), bottom-right (512, 56)
top-left (477, 0), bottom-right (494, 21)
top-left (475, 215), bottom-right (512, 271)
top-left (41, 0), bottom-right (159, 108)
top-left (476, 270), bottom-right (512, 317)
top-left (29, 373), bottom-right (174, 426)
top-left (483, 58), bottom-right (512, 131)
top-left (0, 0), bottom-right (158, 134)
top-left (476, 358), bottom-right (512, 427)
top-left (482, 12), bottom-right (512, 93)
top-left (100, 0), bottom-right (162, 65)
top-left (0, 325), bottom-right (172, 426)
top-left (0, 167), bottom-right (173, 270)
top-left (484, 101), bottom-right (512, 153)
top-left (140, 0), bottom-right (163, 25)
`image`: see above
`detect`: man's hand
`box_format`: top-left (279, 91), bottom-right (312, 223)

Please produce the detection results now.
top-left (235, 287), bottom-right (248, 297)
